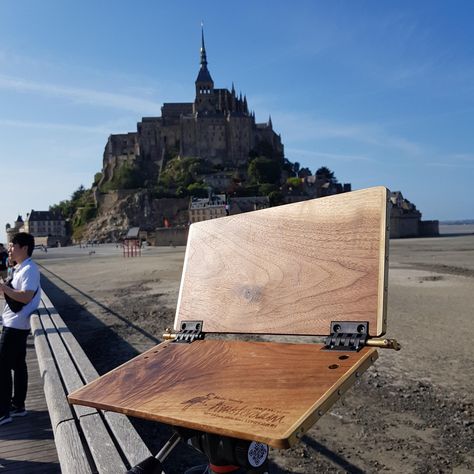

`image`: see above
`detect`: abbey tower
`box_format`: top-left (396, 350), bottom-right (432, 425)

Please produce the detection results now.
top-left (99, 28), bottom-right (284, 188)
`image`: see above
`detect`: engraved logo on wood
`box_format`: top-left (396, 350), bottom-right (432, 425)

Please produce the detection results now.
top-left (181, 392), bottom-right (287, 428)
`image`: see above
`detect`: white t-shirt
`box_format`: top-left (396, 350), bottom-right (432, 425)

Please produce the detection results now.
top-left (1, 258), bottom-right (41, 330)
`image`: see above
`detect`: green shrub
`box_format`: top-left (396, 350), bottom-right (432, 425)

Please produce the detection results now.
top-left (258, 183), bottom-right (278, 196)
top-left (286, 177), bottom-right (302, 189)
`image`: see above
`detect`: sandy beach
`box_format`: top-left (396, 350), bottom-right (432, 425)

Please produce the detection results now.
top-left (19, 230), bottom-right (474, 473)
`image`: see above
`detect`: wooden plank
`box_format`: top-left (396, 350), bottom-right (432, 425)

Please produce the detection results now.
top-left (69, 340), bottom-right (378, 448)
top-left (47, 306), bottom-right (99, 382)
top-left (103, 411), bottom-right (152, 467)
top-left (0, 439), bottom-right (58, 453)
top-left (38, 304), bottom-right (128, 472)
top-left (38, 312), bottom-right (95, 419)
top-left (80, 413), bottom-right (127, 474)
top-left (0, 440), bottom-right (59, 457)
top-left (44, 297), bottom-right (152, 466)
top-left (0, 327), bottom-right (60, 472)
top-left (175, 186), bottom-right (389, 337)
top-left (54, 420), bottom-right (93, 474)
top-left (30, 313), bottom-right (75, 428)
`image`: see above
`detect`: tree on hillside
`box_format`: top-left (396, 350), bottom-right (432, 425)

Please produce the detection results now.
top-left (158, 157), bottom-right (213, 191)
top-left (247, 157), bottom-right (281, 185)
top-left (50, 185), bottom-right (92, 219)
top-left (315, 166), bottom-right (337, 184)
top-left (286, 177), bottom-right (302, 189)
top-left (186, 182), bottom-right (209, 198)
top-left (248, 140), bottom-right (281, 163)
top-left (71, 185), bottom-right (86, 202)
top-left (298, 167), bottom-right (312, 178)
top-left (50, 185), bottom-right (97, 240)
top-left (292, 161), bottom-right (300, 177)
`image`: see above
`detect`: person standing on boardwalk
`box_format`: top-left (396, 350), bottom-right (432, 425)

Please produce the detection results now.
top-left (0, 233), bottom-right (41, 426)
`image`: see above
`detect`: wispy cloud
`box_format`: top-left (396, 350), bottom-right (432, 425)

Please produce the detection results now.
top-left (272, 111), bottom-right (424, 155)
top-left (0, 118), bottom-right (108, 134)
top-left (0, 74), bottom-right (163, 114)
top-left (386, 61), bottom-right (434, 87)
top-left (427, 153), bottom-right (474, 168)
top-left (449, 153), bottom-right (474, 162)
top-left (286, 148), bottom-right (375, 163)
top-left (426, 162), bottom-right (474, 168)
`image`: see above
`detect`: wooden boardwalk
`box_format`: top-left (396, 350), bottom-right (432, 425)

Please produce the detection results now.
top-left (0, 334), bottom-right (60, 473)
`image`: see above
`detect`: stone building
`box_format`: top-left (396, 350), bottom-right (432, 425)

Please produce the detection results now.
top-left (100, 28), bottom-right (284, 189)
top-left (5, 215), bottom-right (24, 244)
top-left (6, 210), bottom-right (67, 246)
top-left (23, 210), bottom-right (67, 238)
top-left (189, 194), bottom-right (227, 223)
top-left (389, 191), bottom-right (439, 238)
top-left (228, 196), bottom-right (270, 214)
top-left (302, 176), bottom-right (351, 198)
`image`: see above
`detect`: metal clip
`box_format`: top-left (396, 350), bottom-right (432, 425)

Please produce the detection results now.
top-left (325, 321), bottom-right (369, 351)
top-left (173, 320), bottom-right (204, 344)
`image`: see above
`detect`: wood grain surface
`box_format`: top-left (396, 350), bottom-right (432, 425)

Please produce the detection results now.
top-left (69, 340), bottom-right (378, 448)
top-left (175, 186), bottom-right (389, 337)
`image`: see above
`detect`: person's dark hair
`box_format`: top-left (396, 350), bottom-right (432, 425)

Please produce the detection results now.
top-left (12, 232), bottom-right (35, 257)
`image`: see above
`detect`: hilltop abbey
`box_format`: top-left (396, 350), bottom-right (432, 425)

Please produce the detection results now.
top-left (99, 29), bottom-right (284, 188)
top-left (4, 29), bottom-right (437, 245)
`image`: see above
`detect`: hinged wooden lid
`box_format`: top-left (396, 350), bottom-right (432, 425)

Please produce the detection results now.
top-left (175, 186), bottom-right (389, 337)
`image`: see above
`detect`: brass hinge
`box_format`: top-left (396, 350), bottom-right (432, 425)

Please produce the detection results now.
top-left (164, 320), bottom-right (205, 344)
top-left (325, 321), bottom-right (369, 351)
top-left (324, 321), bottom-right (400, 351)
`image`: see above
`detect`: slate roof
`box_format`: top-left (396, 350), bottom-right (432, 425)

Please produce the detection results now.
top-left (26, 210), bottom-right (64, 222)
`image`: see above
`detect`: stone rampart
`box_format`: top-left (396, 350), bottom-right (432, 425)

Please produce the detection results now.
top-left (419, 220), bottom-right (440, 237)
top-left (148, 227), bottom-right (189, 246)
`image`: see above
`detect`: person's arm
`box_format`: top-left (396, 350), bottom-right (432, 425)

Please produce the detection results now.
top-left (0, 283), bottom-right (35, 304)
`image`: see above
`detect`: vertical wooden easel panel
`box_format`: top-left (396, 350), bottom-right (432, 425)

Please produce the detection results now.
top-left (175, 186), bottom-right (389, 337)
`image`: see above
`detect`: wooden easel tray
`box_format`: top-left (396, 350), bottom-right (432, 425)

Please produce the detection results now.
top-left (69, 187), bottom-right (389, 448)
top-left (69, 339), bottom-right (378, 448)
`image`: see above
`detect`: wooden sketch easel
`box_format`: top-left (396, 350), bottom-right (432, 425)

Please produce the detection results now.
top-left (69, 186), bottom-right (399, 473)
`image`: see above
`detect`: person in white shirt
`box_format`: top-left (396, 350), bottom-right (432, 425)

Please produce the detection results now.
top-left (0, 233), bottom-right (41, 426)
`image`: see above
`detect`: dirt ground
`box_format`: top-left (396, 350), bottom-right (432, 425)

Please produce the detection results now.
top-left (32, 233), bottom-right (474, 473)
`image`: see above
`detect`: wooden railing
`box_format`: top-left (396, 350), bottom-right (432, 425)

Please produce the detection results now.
top-left (31, 293), bottom-right (152, 474)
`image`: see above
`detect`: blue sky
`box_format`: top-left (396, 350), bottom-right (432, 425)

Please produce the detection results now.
top-left (1, 1), bottom-right (473, 242)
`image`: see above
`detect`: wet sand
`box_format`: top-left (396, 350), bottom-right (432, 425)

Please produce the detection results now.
top-left (30, 233), bottom-right (474, 473)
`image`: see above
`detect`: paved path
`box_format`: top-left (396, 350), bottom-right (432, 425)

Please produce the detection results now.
top-left (0, 333), bottom-right (60, 473)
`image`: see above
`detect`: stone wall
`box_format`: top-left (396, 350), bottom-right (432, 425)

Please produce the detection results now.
top-left (148, 227), bottom-right (189, 246)
top-left (34, 235), bottom-right (69, 248)
top-left (390, 215), bottom-right (420, 238)
top-left (419, 220), bottom-right (440, 237)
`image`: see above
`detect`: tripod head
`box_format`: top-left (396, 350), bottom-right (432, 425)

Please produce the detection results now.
top-left (126, 429), bottom-right (269, 474)
top-left (186, 430), bottom-right (268, 473)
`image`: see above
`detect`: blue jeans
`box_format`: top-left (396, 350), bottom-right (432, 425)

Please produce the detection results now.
top-left (0, 326), bottom-right (30, 416)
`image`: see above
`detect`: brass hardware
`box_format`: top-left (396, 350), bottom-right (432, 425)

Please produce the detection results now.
top-left (163, 328), bottom-right (177, 341)
top-left (366, 338), bottom-right (401, 351)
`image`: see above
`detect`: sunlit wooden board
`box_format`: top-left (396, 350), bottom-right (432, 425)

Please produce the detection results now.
top-left (175, 187), bottom-right (389, 337)
top-left (69, 340), bottom-right (378, 448)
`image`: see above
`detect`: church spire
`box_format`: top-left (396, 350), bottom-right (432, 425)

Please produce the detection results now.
top-left (196, 23), bottom-right (213, 84)
top-left (200, 22), bottom-right (208, 68)
top-left (195, 22), bottom-right (214, 112)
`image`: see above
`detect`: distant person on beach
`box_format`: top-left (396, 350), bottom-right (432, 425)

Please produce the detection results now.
top-left (0, 244), bottom-right (7, 280)
top-left (6, 257), bottom-right (16, 279)
top-left (0, 233), bottom-right (41, 426)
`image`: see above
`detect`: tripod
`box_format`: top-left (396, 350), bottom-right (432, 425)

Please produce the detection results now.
top-left (127, 429), bottom-right (269, 474)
